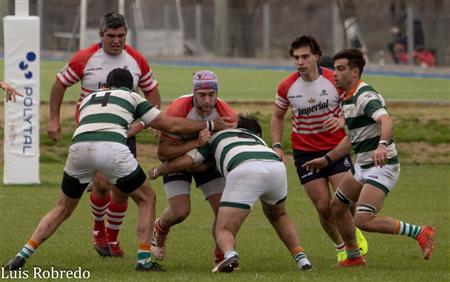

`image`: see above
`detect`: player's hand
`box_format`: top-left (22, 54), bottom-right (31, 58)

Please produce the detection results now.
top-left (148, 167), bottom-right (160, 180)
top-left (1, 82), bottom-right (23, 102)
top-left (47, 119), bottom-right (62, 143)
top-left (273, 147), bottom-right (285, 162)
top-left (373, 146), bottom-right (388, 167)
top-left (197, 128), bottom-right (211, 146)
top-left (302, 157), bottom-right (328, 172)
top-left (323, 116), bottom-right (345, 133)
top-left (212, 116), bottom-right (237, 131)
top-left (127, 121), bottom-right (145, 138)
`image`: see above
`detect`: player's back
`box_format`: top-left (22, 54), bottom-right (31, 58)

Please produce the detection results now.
top-left (72, 88), bottom-right (145, 144)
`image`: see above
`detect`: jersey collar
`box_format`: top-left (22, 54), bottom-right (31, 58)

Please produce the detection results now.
top-left (343, 80), bottom-right (362, 101)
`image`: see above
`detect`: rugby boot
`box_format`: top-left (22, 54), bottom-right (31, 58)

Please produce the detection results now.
top-left (135, 262), bottom-right (165, 272)
top-left (355, 227), bottom-right (369, 256)
top-left (151, 218), bottom-right (168, 260)
top-left (336, 256), bottom-right (367, 267)
top-left (4, 256), bottom-right (26, 270)
top-left (336, 250), bottom-right (347, 263)
top-left (93, 230), bottom-right (110, 257)
top-left (416, 226), bottom-right (436, 260)
top-left (109, 241), bottom-right (124, 257)
top-left (212, 255), bottom-right (240, 273)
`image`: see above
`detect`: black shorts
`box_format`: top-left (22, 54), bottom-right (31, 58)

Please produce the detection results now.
top-left (162, 165), bottom-right (222, 187)
top-left (293, 149), bottom-right (353, 185)
top-left (127, 136), bottom-right (137, 158)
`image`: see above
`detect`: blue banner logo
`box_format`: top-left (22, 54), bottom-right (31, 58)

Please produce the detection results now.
top-left (19, 51), bottom-right (36, 79)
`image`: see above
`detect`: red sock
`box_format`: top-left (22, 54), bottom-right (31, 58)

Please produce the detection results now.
top-left (214, 245), bottom-right (224, 262)
top-left (106, 200), bottom-right (128, 243)
top-left (90, 191), bottom-right (110, 233)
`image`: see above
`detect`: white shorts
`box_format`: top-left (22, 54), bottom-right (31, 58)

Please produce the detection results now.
top-left (352, 163), bottom-right (401, 195)
top-left (64, 141), bottom-right (138, 185)
top-left (164, 177), bottom-right (225, 199)
top-left (220, 160), bottom-right (288, 209)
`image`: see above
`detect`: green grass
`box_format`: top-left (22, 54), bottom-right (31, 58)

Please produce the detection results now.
top-left (1, 60), bottom-right (449, 102)
top-left (1, 163), bottom-right (448, 281)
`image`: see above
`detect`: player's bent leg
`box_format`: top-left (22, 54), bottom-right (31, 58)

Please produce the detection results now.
top-left (116, 166), bottom-right (164, 271)
top-left (261, 200), bottom-right (314, 271)
top-left (330, 173), bottom-right (365, 267)
top-left (152, 193), bottom-right (191, 260)
top-left (5, 174), bottom-right (86, 270)
top-left (205, 192), bottom-right (224, 266)
top-left (304, 178), bottom-right (342, 242)
top-left (356, 184), bottom-right (436, 259)
top-left (212, 206), bottom-right (249, 273)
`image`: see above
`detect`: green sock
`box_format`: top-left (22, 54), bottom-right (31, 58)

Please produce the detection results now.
top-left (398, 221), bottom-right (422, 239)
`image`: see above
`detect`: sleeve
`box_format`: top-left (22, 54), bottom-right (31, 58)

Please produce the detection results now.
top-left (216, 99), bottom-right (238, 123)
top-left (275, 77), bottom-right (292, 110)
top-left (131, 48), bottom-right (158, 92)
top-left (159, 97), bottom-right (188, 140)
top-left (186, 146), bottom-right (211, 166)
top-left (133, 92), bottom-right (161, 125)
top-left (359, 92), bottom-right (388, 121)
top-left (56, 54), bottom-right (84, 87)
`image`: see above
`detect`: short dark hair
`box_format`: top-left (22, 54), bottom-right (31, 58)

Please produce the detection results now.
top-left (289, 35), bottom-right (322, 58)
top-left (332, 49), bottom-right (366, 77)
top-left (106, 68), bottom-right (133, 90)
top-left (99, 12), bottom-right (127, 33)
top-left (237, 114), bottom-right (262, 137)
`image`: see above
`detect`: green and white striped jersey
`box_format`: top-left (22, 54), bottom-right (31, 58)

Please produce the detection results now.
top-left (72, 88), bottom-right (160, 144)
top-left (187, 128), bottom-right (280, 177)
top-left (342, 82), bottom-right (398, 168)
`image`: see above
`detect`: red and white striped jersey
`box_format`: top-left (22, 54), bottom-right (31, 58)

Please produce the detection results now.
top-left (57, 43), bottom-right (157, 122)
top-left (275, 67), bottom-right (346, 151)
top-left (163, 94), bottom-right (237, 141)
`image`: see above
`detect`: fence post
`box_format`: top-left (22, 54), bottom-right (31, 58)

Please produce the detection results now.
top-left (195, 2), bottom-right (202, 48)
top-left (262, 2), bottom-right (270, 58)
top-left (406, 4), bottom-right (414, 65)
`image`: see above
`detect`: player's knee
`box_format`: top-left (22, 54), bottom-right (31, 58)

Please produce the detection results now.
top-left (330, 197), bottom-right (347, 215)
top-left (141, 186), bottom-right (156, 205)
top-left (316, 203), bottom-right (332, 218)
top-left (331, 188), bottom-right (353, 214)
top-left (354, 204), bottom-right (377, 231)
top-left (173, 206), bottom-right (190, 223)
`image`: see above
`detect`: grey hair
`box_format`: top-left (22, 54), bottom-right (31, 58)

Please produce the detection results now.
top-left (99, 12), bottom-right (128, 33)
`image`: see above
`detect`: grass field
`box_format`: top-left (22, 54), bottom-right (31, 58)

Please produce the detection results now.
top-left (0, 60), bottom-right (449, 102)
top-left (1, 163), bottom-right (448, 281)
top-left (0, 62), bottom-right (449, 281)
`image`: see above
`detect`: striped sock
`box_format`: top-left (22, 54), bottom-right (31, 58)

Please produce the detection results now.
top-left (17, 240), bottom-right (38, 260)
top-left (335, 242), bottom-right (345, 252)
top-left (395, 221), bottom-right (423, 239)
top-left (106, 200), bottom-right (128, 243)
top-left (291, 246), bottom-right (311, 268)
top-left (347, 249), bottom-right (361, 259)
top-left (137, 243), bottom-right (152, 267)
top-left (90, 191), bottom-right (110, 234)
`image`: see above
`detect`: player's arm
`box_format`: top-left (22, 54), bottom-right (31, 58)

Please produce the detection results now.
top-left (157, 129), bottom-right (210, 161)
top-left (147, 112), bottom-right (234, 134)
top-left (271, 105), bottom-right (288, 160)
top-left (302, 136), bottom-right (352, 172)
top-left (144, 87), bottom-right (161, 109)
top-left (372, 114), bottom-right (393, 167)
top-left (47, 78), bottom-right (68, 142)
top-left (148, 155), bottom-right (196, 180)
top-left (127, 120), bottom-right (146, 138)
